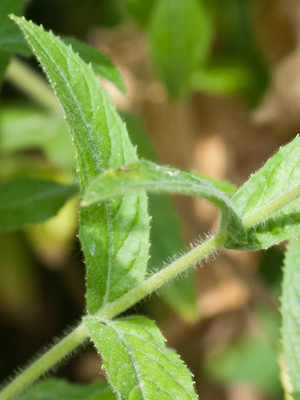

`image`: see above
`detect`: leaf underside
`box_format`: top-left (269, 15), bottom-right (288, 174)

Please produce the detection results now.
top-left (12, 16), bottom-right (150, 313)
top-left (85, 316), bottom-right (198, 400)
top-left (0, 178), bottom-right (77, 232)
top-left (82, 159), bottom-right (245, 244)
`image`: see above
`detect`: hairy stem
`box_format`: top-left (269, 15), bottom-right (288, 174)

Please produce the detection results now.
top-left (0, 232), bottom-right (227, 399)
top-left (97, 231), bottom-right (228, 319)
top-left (2, 174), bottom-right (299, 399)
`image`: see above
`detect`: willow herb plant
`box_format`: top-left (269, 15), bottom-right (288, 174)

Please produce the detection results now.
top-left (1, 14), bottom-right (300, 400)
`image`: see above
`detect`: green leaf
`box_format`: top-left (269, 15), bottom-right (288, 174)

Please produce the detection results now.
top-left (85, 315), bottom-right (198, 399)
top-left (123, 112), bottom-right (197, 320)
top-left (229, 136), bottom-right (300, 250)
top-left (82, 159), bottom-right (245, 243)
top-left (125, 0), bottom-right (155, 27)
top-left (0, 0), bottom-right (30, 55)
top-left (0, 106), bottom-right (73, 169)
top-left (148, 0), bottom-right (213, 98)
top-left (191, 58), bottom-right (256, 97)
top-left (63, 36), bottom-right (126, 94)
top-left (19, 378), bottom-right (116, 400)
top-left (206, 337), bottom-right (281, 397)
top-left (281, 239), bottom-right (300, 397)
top-left (0, 178), bottom-right (77, 232)
top-left (206, 307), bottom-right (282, 397)
top-left (148, 194), bottom-right (197, 321)
top-left (209, 0), bottom-right (268, 105)
top-left (12, 16), bottom-right (150, 314)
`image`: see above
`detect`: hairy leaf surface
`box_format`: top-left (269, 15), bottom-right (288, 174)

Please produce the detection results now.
top-left (82, 159), bottom-right (245, 243)
top-left (85, 316), bottom-right (198, 399)
top-left (63, 37), bottom-right (126, 94)
top-left (13, 16), bottom-right (150, 313)
top-left (19, 378), bottom-right (116, 400)
top-left (0, 178), bottom-right (77, 232)
top-left (281, 239), bottom-right (300, 398)
top-left (230, 136), bottom-right (300, 250)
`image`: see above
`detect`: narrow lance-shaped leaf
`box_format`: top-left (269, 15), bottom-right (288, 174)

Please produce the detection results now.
top-left (148, 0), bottom-right (213, 98)
top-left (63, 36), bottom-right (126, 94)
top-left (0, 178), bottom-right (77, 232)
top-left (12, 16), bottom-right (150, 313)
top-left (82, 159), bottom-right (245, 244)
top-left (85, 316), bottom-right (198, 399)
top-left (229, 135), bottom-right (300, 250)
top-left (281, 239), bottom-right (300, 399)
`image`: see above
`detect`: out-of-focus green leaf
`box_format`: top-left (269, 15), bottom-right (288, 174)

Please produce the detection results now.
top-left (281, 239), bottom-right (300, 398)
top-left (0, 178), bottom-right (77, 232)
top-left (148, 193), bottom-right (197, 321)
top-left (0, 0), bottom-right (30, 56)
top-left (85, 315), bottom-right (198, 399)
top-left (0, 231), bottom-right (39, 312)
top-left (206, 309), bottom-right (282, 397)
top-left (63, 36), bottom-right (126, 94)
top-left (191, 58), bottom-right (256, 97)
top-left (12, 16), bottom-right (150, 314)
top-left (259, 247), bottom-right (283, 294)
top-left (19, 378), bottom-right (116, 400)
top-left (148, 0), bottom-right (213, 98)
top-left (209, 0), bottom-right (268, 104)
top-left (229, 136), bottom-right (300, 250)
top-left (206, 337), bottom-right (281, 397)
top-left (0, 106), bottom-right (73, 169)
top-left (125, 0), bottom-right (155, 27)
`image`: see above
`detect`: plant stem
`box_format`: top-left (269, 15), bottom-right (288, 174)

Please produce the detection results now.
top-left (5, 58), bottom-right (61, 112)
top-left (0, 323), bottom-right (88, 400)
top-left (2, 182), bottom-right (298, 399)
top-left (97, 231), bottom-right (228, 319)
top-left (0, 232), bottom-right (227, 400)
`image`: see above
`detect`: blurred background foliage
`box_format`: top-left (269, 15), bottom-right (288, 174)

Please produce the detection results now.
top-left (1, 0), bottom-right (299, 398)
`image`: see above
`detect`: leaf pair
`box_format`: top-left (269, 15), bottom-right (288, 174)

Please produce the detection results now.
top-left (11, 15), bottom-right (300, 400)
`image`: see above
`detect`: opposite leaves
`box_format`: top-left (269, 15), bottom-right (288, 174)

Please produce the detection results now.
top-left (85, 316), bottom-right (198, 400)
top-left (12, 16), bottom-right (150, 314)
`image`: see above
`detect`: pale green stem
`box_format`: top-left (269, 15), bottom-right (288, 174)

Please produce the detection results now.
top-left (243, 183), bottom-right (300, 228)
top-left (97, 231), bottom-right (228, 319)
top-left (5, 58), bottom-right (61, 112)
top-left (2, 175), bottom-right (300, 399)
top-left (0, 324), bottom-right (88, 400)
top-left (0, 232), bottom-right (227, 400)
